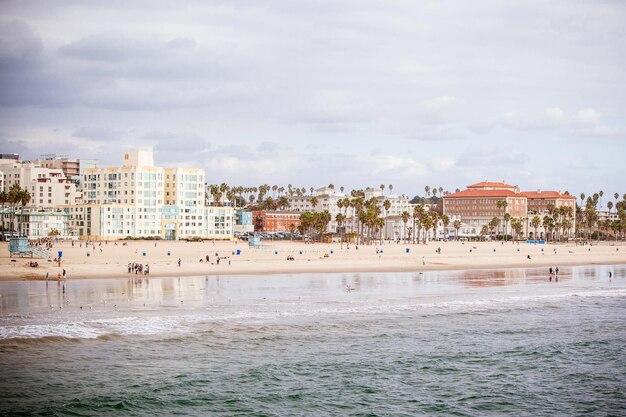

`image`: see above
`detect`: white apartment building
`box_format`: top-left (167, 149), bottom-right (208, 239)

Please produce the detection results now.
top-left (1, 208), bottom-right (69, 238)
top-left (64, 204), bottom-right (136, 239)
top-left (82, 150), bottom-right (164, 237)
top-left (0, 160), bottom-right (80, 208)
top-left (75, 150), bottom-right (232, 240)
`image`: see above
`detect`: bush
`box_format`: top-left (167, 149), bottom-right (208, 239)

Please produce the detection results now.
top-left (124, 236), bottom-right (163, 241)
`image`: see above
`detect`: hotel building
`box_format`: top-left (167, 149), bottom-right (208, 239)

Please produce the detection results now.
top-left (443, 182), bottom-right (576, 239)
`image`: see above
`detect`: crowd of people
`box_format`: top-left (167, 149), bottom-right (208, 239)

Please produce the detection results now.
top-left (128, 262), bottom-right (149, 275)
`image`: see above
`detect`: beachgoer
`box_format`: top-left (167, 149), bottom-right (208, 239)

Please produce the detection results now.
top-left (178, 258), bottom-right (181, 267)
top-left (422, 256), bottom-right (425, 266)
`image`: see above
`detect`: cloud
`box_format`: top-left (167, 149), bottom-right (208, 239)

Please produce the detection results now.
top-left (0, 0), bottom-right (625, 196)
top-left (425, 95), bottom-right (461, 113)
top-left (575, 108), bottom-right (601, 126)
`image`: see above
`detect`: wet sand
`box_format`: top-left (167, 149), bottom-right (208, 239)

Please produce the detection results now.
top-left (1, 240), bottom-right (625, 281)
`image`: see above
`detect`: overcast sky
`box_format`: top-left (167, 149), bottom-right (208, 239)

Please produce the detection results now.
top-left (1, 0), bottom-right (624, 200)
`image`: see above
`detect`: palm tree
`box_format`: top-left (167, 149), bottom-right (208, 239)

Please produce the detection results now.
top-left (511, 218), bottom-right (523, 241)
top-left (489, 217), bottom-right (499, 239)
top-left (496, 200), bottom-right (508, 241)
top-left (219, 183), bottom-right (229, 205)
top-left (421, 214), bottom-right (433, 243)
top-left (388, 184), bottom-right (393, 195)
top-left (429, 212), bottom-right (440, 241)
top-left (18, 189), bottom-right (31, 237)
top-left (383, 200), bottom-right (391, 217)
top-left (441, 214), bottom-right (450, 239)
top-left (503, 212), bottom-right (511, 242)
top-left (543, 216), bottom-right (554, 241)
top-left (480, 225), bottom-right (489, 241)
top-left (7, 183), bottom-right (23, 237)
top-left (453, 220), bottom-right (461, 240)
top-left (0, 191), bottom-right (7, 235)
top-left (336, 213), bottom-right (345, 248)
top-left (531, 215), bottom-right (541, 240)
top-left (380, 184), bottom-right (385, 194)
top-left (424, 186), bottom-right (430, 198)
top-left (413, 205), bottom-right (424, 244)
top-left (310, 196), bottom-right (319, 210)
top-left (599, 190), bottom-right (604, 208)
top-left (401, 211), bottom-right (410, 243)
top-left (278, 196), bottom-right (290, 210)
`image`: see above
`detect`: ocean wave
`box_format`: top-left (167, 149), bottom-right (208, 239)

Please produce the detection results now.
top-left (1, 288), bottom-right (624, 342)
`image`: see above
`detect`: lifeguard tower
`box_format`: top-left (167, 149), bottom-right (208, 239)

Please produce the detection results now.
top-left (8, 238), bottom-right (51, 258)
top-left (248, 234), bottom-right (270, 249)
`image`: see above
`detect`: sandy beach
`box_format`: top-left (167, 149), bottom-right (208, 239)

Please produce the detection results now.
top-left (1, 239), bottom-right (625, 281)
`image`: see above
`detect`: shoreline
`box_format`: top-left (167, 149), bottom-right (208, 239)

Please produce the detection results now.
top-left (2, 240), bottom-right (625, 281)
top-left (10, 258), bottom-right (626, 282)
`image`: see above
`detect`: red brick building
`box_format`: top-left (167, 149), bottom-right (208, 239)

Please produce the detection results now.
top-left (252, 210), bottom-right (301, 232)
top-left (518, 190), bottom-right (576, 215)
top-left (443, 182), bottom-right (575, 238)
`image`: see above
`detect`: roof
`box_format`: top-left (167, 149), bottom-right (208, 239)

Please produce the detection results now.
top-left (467, 181), bottom-right (516, 189)
top-left (443, 189), bottom-right (520, 198)
top-left (519, 191), bottom-right (576, 199)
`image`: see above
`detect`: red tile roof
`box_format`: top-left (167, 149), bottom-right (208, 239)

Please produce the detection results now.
top-left (519, 191), bottom-right (576, 199)
top-left (467, 181), bottom-right (515, 188)
top-left (443, 189), bottom-right (519, 198)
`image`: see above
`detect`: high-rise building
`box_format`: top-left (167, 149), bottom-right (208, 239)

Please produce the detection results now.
top-left (72, 150), bottom-right (232, 240)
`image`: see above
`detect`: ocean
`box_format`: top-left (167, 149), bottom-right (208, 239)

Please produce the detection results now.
top-left (1, 265), bottom-right (625, 416)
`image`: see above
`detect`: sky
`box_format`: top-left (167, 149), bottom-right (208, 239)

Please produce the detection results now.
top-left (0, 0), bottom-right (625, 200)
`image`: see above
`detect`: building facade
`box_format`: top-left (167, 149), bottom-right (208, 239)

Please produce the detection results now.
top-left (252, 210), bottom-right (301, 233)
top-left (443, 182), bottom-right (576, 239)
top-left (1, 209), bottom-right (69, 238)
top-left (74, 150), bottom-right (232, 240)
top-left (0, 160), bottom-right (80, 208)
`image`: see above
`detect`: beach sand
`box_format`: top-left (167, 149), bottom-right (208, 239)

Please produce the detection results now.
top-left (1, 239), bottom-right (625, 281)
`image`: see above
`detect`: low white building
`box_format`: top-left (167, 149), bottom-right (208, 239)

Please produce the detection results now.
top-left (1, 208), bottom-right (69, 238)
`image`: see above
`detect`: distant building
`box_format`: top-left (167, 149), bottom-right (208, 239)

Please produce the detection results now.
top-left (287, 186), bottom-right (412, 234)
top-left (234, 210), bottom-right (254, 234)
top-left (32, 155), bottom-right (80, 178)
top-left (0, 153), bottom-right (19, 161)
top-left (0, 160), bottom-right (80, 208)
top-left (0, 209), bottom-right (69, 238)
top-left (252, 210), bottom-right (301, 233)
top-left (72, 150), bottom-right (232, 240)
top-left (443, 181), bottom-right (576, 239)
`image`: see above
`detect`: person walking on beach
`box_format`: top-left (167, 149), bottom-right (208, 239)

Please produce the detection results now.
top-left (178, 258), bottom-right (181, 267)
